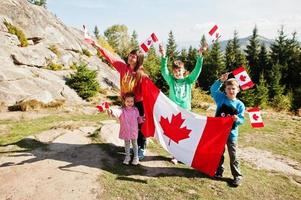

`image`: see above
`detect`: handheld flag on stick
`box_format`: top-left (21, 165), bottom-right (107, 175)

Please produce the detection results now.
top-left (232, 66), bottom-right (255, 90)
top-left (247, 107), bottom-right (264, 128)
top-left (83, 25), bottom-right (94, 44)
top-left (208, 25), bottom-right (221, 42)
top-left (140, 33), bottom-right (159, 53)
top-left (96, 102), bottom-right (110, 112)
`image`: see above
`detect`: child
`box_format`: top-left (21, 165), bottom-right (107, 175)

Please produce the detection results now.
top-left (210, 73), bottom-right (245, 187)
top-left (158, 44), bottom-right (206, 164)
top-left (108, 92), bottom-right (144, 165)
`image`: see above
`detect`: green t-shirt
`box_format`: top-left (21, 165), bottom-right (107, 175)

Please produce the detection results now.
top-left (161, 55), bottom-right (203, 110)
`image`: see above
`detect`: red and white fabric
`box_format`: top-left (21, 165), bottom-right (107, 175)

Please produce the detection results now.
top-left (232, 66), bottom-right (255, 90)
top-left (140, 33), bottom-right (159, 53)
top-left (96, 102), bottom-right (110, 112)
top-left (141, 78), bottom-right (234, 177)
top-left (247, 107), bottom-right (264, 128)
top-left (208, 25), bottom-right (221, 42)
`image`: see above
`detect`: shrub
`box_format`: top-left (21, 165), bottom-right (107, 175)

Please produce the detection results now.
top-left (4, 20), bottom-right (28, 47)
top-left (191, 86), bottom-right (214, 109)
top-left (271, 93), bottom-right (292, 112)
top-left (47, 62), bottom-right (63, 71)
top-left (82, 48), bottom-right (92, 57)
top-left (66, 63), bottom-right (100, 100)
top-left (48, 44), bottom-right (61, 57)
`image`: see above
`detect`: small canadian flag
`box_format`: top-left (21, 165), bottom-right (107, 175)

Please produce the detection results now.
top-left (208, 25), bottom-right (221, 42)
top-left (247, 107), bottom-right (264, 128)
top-left (96, 102), bottom-right (110, 112)
top-left (83, 25), bottom-right (94, 44)
top-left (232, 66), bottom-right (255, 90)
top-left (140, 33), bottom-right (159, 53)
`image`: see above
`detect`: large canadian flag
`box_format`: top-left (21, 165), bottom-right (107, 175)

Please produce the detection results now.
top-left (140, 33), bottom-right (159, 53)
top-left (232, 66), bottom-right (255, 90)
top-left (208, 24), bottom-right (221, 42)
top-left (141, 78), bottom-right (234, 177)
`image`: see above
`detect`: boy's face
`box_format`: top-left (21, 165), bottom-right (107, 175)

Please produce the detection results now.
top-left (124, 96), bottom-right (134, 108)
top-left (225, 85), bottom-right (239, 100)
top-left (172, 68), bottom-right (185, 79)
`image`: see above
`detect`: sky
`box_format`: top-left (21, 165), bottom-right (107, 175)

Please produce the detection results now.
top-left (47, 0), bottom-right (301, 45)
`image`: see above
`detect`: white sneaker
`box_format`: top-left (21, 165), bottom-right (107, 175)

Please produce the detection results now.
top-left (123, 156), bottom-right (131, 165)
top-left (132, 157), bottom-right (139, 165)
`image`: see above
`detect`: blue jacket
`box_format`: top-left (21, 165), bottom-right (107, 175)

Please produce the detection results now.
top-left (210, 80), bottom-right (245, 142)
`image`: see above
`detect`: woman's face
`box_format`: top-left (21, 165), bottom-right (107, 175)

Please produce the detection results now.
top-left (127, 53), bottom-right (138, 69)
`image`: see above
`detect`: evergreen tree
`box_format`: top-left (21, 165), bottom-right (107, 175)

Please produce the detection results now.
top-left (66, 63), bottom-right (100, 100)
top-left (129, 30), bottom-right (139, 50)
top-left (94, 26), bottom-right (100, 39)
top-left (258, 43), bottom-right (271, 81)
top-left (270, 26), bottom-right (288, 67)
top-left (144, 46), bottom-right (168, 93)
top-left (245, 26), bottom-right (261, 83)
top-left (166, 31), bottom-right (178, 65)
top-left (28, 0), bottom-right (46, 7)
top-left (186, 46), bottom-right (198, 72)
top-left (200, 34), bottom-right (208, 49)
top-left (254, 73), bottom-right (269, 108)
top-left (179, 48), bottom-right (188, 66)
top-left (270, 63), bottom-right (285, 98)
top-left (199, 40), bottom-right (225, 90)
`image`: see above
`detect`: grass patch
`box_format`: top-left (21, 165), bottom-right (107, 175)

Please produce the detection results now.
top-left (0, 113), bottom-right (108, 145)
top-left (239, 113), bottom-right (301, 163)
top-left (98, 139), bottom-right (301, 200)
top-left (4, 20), bottom-right (28, 47)
top-left (82, 48), bottom-right (92, 57)
top-left (47, 61), bottom-right (64, 71)
top-left (48, 44), bottom-right (61, 57)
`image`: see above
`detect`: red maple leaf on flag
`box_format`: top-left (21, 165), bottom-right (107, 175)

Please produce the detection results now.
top-left (240, 75), bottom-right (246, 82)
top-left (252, 114), bottom-right (259, 121)
top-left (159, 112), bottom-right (191, 144)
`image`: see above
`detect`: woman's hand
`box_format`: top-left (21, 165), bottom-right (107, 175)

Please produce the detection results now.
top-left (159, 43), bottom-right (165, 57)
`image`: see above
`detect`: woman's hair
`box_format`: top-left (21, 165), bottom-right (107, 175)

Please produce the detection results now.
top-left (225, 78), bottom-right (240, 88)
top-left (129, 49), bottom-right (148, 80)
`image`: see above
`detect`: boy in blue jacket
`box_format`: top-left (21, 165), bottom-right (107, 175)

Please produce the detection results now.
top-left (210, 73), bottom-right (245, 187)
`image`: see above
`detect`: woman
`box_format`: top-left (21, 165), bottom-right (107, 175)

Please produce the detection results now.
top-left (92, 42), bottom-right (148, 160)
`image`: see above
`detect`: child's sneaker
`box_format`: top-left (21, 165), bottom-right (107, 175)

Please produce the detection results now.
top-left (138, 148), bottom-right (145, 160)
top-left (214, 173), bottom-right (223, 179)
top-left (123, 156), bottom-right (131, 165)
top-left (132, 157), bottom-right (139, 165)
top-left (232, 176), bottom-right (242, 187)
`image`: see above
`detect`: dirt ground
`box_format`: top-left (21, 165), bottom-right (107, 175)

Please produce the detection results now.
top-left (0, 118), bottom-right (300, 199)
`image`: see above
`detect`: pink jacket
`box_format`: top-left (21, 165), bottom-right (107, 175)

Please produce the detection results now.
top-left (110, 107), bottom-right (143, 140)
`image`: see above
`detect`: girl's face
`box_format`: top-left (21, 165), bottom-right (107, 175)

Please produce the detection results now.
top-left (124, 96), bottom-right (135, 108)
top-left (172, 68), bottom-right (185, 79)
top-left (127, 53), bottom-right (137, 69)
top-left (225, 85), bottom-right (239, 100)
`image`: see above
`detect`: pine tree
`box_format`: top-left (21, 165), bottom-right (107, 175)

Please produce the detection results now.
top-left (94, 26), bottom-right (100, 39)
top-left (166, 31), bottom-right (178, 65)
top-left (186, 46), bottom-right (198, 72)
top-left (144, 46), bottom-right (168, 93)
top-left (254, 73), bottom-right (269, 108)
top-left (245, 26), bottom-right (261, 83)
top-left (200, 34), bottom-right (207, 49)
top-left (270, 63), bottom-right (285, 98)
top-left (129, 30), bottom-right (139, 50)
top-left (199, 40), bottom-right (225, 90)
top-left (270, 26), bottom-right (288, 67)
top-left (179, 48), bottom-right (188, 66)
top-left (258, 43), bottom-right (271, 81)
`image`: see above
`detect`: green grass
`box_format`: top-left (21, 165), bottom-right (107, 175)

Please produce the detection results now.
top-left (0, 113), bottom-right (108, 145)
top-left (98, 139), bottom-right (301, 200)
top-left (239, 114), bottom-right (301, 163)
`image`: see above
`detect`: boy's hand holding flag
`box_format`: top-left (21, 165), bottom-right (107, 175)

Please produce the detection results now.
top-left (140, 33), bottom-right (159, 53)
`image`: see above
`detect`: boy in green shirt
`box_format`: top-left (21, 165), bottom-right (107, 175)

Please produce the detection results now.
top-left (159, 44), bottom-right (205, 110)
top-left (159, 44), bottom-right (206, 164)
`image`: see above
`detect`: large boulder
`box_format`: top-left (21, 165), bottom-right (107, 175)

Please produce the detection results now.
top-left (0, 0), bottom-right (120, 107)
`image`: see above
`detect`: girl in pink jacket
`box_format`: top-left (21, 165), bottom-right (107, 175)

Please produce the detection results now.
top-left (109, 92), bottom-right (144, 165)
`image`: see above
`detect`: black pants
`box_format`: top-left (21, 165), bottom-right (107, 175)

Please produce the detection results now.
top-left (216, 140), bottom-right (242, 178)
top-left (135, 101), bottom-right (146, 149)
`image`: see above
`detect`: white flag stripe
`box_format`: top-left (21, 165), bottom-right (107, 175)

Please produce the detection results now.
top-left (234, 71), bottom-right (251, 86)
top-left (249, 111), bottom-right (263, 123)
top-left (153, 92), bottom-right (207, 165)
